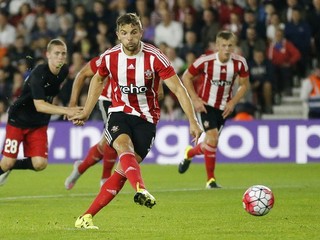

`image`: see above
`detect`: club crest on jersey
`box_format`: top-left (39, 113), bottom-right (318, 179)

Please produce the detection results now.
top-left (111, 125), bottom-right (119, 133)
top-left (144, 69), bottom-right (154, 80)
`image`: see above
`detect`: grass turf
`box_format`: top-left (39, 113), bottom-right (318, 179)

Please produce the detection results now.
top-left (0, 163), bottom-right (319, 240)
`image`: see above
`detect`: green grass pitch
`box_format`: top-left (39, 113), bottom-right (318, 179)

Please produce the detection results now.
top-left (0, 163), bottom-right (319, 240)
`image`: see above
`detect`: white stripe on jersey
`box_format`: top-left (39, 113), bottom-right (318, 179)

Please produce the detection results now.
top-left (143, 44), bottom-right (171, 67)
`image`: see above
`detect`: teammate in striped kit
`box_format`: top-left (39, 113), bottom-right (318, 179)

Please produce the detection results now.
top-left (71, 13), bottom-right (202, 229)
top-left (178, 31), bottom-right (250, 189)
top-left (64, 56), bottom-right (118, 190)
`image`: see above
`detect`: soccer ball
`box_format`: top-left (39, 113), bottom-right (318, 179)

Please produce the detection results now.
top-left (242, 185), bottom-right (275, 216)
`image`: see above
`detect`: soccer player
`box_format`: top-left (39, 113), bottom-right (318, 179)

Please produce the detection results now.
top-left (0, 39), bottom-right (82, 185)
top-left (71, 13), bottom-right (202, 229)
top-left (178, 31), bottom-right (250, 188)
top-left (64, 56), bottom-right (118, 189)
top-left (64, 57), bottom-right (164, 189)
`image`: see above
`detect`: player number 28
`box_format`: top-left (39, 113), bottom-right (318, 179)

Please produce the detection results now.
top-left (4, 139), bottom-right (18, 154)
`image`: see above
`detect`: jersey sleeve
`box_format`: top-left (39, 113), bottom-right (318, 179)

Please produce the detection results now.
top-left (154, 53), bottom-right (176, 80)
top-left (97, 54), bottom-right (110, 77)
top-left (238, 58), bottom-right (250, 78)
top-left (89, 57), bottom-right (100, 73)
top-left (187, 60), bottom-right (204, 77)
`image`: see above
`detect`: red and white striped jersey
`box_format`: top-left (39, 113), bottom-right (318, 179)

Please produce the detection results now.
top-left (188, 52), bottom-right (249, 110)
top-left (97, 42), bottom-right (176, 124)
top-left (90, 56), bottom-right (112, 101)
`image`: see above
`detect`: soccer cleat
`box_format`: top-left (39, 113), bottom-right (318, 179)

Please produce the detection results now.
top-left (178, 145), bottom-right (193, 174)
top-left (134, 185), bottom-right (156, 209)
top-left (75, 214), bottom-right (99, 229)
top-left (64, 160), bottom-right (82, 190)
top-left (0, 170), bottom-right (11, 186)
top-left (206, 178), bottom-right (222, 189)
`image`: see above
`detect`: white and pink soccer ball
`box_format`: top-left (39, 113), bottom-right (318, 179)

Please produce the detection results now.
top-left (242, 185), bottom-right (275, 216)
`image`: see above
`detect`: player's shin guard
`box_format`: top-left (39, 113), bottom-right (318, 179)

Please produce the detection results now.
top-left (203, 144), bottom-right (217, 180)
top-left (78, 144), bottom-right (103, 174)
top-left (119, 152), bottom-right (145, 191)
top-left (101, 144), bottom-right (117, 179)
top-left (85, 170), bottom-right (126, 216)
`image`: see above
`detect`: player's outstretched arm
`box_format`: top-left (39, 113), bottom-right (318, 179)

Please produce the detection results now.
top-left (33, 99), bottom-right (83, 117)
top-left (69, 62), bottom-right (95, 107)
top-left (164, 74), bottom-right (203, 144)
top-left (70, 72), bottom-right (105, 122)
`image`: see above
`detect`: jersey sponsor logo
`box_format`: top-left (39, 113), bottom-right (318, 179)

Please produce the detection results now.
top-left (44, 83), bottom-right (51, 88)
top-left (119, 84), bottom-right (148, 94)
top-left (210, 80), bottom-right (232, 86)
top-left (144, 69), bottom-right (154, 80)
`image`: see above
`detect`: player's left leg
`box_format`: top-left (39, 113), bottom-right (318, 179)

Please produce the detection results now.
top-left (75, 168), bottom-right (127, 229)
top-left (65, 137), bottom-right (105, 190)
top-left (0, 156), bottom-right (16, 185)
top-left (203, 129), bottom-right (221, 189)
top-left (178, 143), bottom-right (204, 173)
top-left (100, 144), bottom-right (117, 187)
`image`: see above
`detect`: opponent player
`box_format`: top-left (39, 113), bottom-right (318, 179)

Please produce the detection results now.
top-left (178, 31), bottom-right (250, 188)
top-left (71, 13), bottom-right (202, 229)
top-left (0, 39), bottom-right (82, 185)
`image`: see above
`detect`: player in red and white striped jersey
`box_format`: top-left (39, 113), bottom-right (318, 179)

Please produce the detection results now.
top-left (64, 56), bottom-right (117, 190)
top-left (65, 55), bottom-right (164, 190)
top-left (178, 31), bottom-right (250, 189)
top-left (71, 13), bottom-right (202, 229)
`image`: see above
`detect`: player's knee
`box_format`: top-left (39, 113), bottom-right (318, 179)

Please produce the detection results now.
top-left (1, 158), bottom-right (16, 170)
top-left (32, 158), bottom-right (48, 171)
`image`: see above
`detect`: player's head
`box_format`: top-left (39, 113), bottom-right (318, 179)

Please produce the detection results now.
top-left (116, 13), bottom-right (143, 56)
top-left (215, 31), bottom-right (236, 62)
top-left (46, 38), bottom-right (67, 70)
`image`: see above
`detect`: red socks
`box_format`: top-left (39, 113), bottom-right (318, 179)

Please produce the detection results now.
top-left (85, 170), bottom-right (126, 216)
top-left (101, 144), bottom-right (117, 179)
top-left (187, 143), bottom-right (204, 158)
top-left (203, 144), bottom-right (217, 180)
top-left (78, 144), bottom-right (103, 174)
top-left (119, 152), bottom-right (145, 191)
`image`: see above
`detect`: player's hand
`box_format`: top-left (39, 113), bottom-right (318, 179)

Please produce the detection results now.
top-left (64, 103), bottom-right (77, 120)
top-left (66, 106), bottom-right (83, 119)
top-left (72, 119), bottom-right (85, 126)
top-left (69, 110), bottom-right (90, 122)
top-left (193, 98), bottom-right (207, 113)
top-left (189, 120), bottom-right (203, 145)
top-left (222, 100), bottom-right (235, 119)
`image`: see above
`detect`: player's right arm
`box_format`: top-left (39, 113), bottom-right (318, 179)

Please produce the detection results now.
top-left (182, 70), bottom-right (207, 113)
top-left (68, 62), bottom-right (95, 107)
top-left (70, 72), bottom-right (106, 122)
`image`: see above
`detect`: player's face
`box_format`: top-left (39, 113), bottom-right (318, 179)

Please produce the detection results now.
top-left (117, 23), bottom-right (143, 56)
top-left (216, 38), bottom-right (235, 63)
top-left (47, 45), bottom-right (67, 71)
